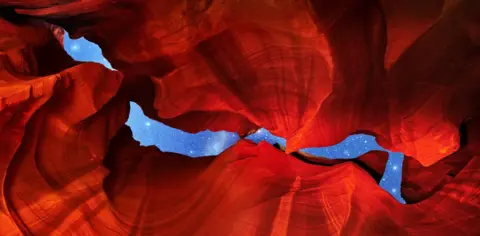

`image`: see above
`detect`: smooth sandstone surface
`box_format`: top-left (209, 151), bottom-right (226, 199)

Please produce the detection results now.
top-left (0, 0), bottom-right (479, 235)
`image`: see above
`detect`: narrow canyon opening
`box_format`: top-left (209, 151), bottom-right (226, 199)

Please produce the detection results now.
top-left (63, 33), bottom-right (406, 204)
top-left (2, 2), bottom-right (479, 235)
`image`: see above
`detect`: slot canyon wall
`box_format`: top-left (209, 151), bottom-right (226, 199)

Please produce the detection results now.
top-left (0, 0), bottom-right (479, 235)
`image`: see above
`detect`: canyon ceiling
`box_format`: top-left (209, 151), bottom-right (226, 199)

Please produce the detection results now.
top-left (0, 0), bottom-right (479, 235)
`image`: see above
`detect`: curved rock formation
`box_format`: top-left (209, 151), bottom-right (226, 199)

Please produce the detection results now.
top-left (0, 0), bottom-right (479, 235)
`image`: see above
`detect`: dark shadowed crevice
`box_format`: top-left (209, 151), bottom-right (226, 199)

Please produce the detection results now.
top-left (0, 7), bottom-right (27, 24)
top-left (459, 117), bottom-right (472, 148)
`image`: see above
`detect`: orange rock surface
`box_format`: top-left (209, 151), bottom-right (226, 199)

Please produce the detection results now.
top-left (0, 0), bottom-right (479, 235)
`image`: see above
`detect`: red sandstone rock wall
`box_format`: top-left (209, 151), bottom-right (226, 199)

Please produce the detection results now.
top-left (0, 0), bottom-right (479, 235)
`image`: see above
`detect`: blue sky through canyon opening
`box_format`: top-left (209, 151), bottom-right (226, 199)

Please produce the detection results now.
top-left (63, 33), bottom-right (406, 204)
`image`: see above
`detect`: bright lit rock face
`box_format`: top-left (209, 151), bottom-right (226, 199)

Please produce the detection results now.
top-left (0, 0), bottom-right (479, 235)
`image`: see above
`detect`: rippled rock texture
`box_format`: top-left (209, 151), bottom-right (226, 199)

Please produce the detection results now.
top-left (0, 0), bottom-right (479, 235)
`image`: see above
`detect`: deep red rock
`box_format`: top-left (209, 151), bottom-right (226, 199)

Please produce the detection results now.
top-left (0, 0), bottom-right (479, 235)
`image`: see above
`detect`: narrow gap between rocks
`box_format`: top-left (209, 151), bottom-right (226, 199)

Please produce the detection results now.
top-left (63, 33), bottom-right (406, 204)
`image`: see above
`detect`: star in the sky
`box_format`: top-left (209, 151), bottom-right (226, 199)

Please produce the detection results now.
top-left (70, 43), bottom-right (80, 52)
